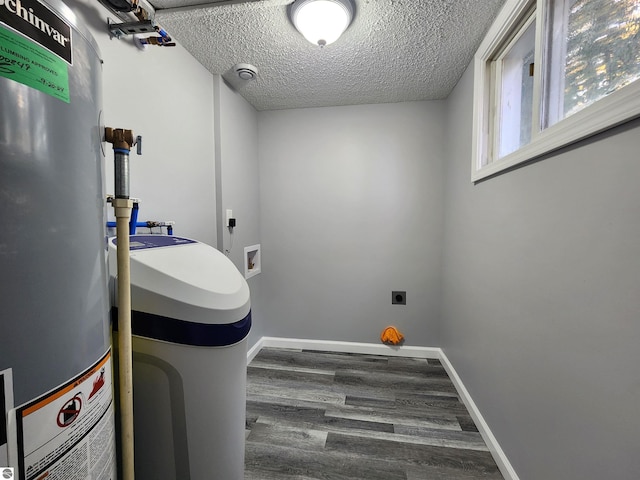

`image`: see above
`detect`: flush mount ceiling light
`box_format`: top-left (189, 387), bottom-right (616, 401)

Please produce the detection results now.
top-left (289, 0), bottom-right (355, 47)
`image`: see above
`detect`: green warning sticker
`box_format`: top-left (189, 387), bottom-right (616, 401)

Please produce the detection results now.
top-left (0, 25), bottom-right (69, 103)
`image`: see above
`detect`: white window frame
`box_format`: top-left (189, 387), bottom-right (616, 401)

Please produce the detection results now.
top-left (472, 0), bottom-right (640, 182)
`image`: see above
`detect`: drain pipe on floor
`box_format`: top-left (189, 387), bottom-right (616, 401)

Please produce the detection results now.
top-left (105, 127), bottom-right (139, 480)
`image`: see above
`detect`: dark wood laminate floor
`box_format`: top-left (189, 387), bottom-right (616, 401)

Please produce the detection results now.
top-left (245, 348), bottom-right (504, 480)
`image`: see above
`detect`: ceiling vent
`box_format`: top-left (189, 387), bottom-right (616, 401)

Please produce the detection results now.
top-left (233, 63), bottom-right (258, 81)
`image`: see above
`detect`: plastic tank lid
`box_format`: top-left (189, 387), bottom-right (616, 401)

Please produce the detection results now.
top-left (112, 235), bottom-right (244, 296)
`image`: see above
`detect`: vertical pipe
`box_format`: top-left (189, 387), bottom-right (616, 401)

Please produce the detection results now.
top-left (114, 199), bottom-right (135, 480)
top-left (105, 128), bottom-right (136, 480)
top-left (114, 150), bottom-right (130, 199)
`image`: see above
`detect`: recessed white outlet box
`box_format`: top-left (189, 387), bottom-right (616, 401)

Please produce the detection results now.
top-left (226, 209), bottom-right (233, 227)
top-left (244, 244), bottom-right (261, 279)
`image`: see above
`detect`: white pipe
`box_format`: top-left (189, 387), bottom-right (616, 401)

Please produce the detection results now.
top-left (113, 198), bottom-right (135, 480)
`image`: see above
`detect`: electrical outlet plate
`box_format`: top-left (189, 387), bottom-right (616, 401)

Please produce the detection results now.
top-left (392, 291), bottom-right (406, 305)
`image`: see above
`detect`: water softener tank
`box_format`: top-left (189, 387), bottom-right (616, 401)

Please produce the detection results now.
top-left (109, 235), bottom-right (251, 480)
top-left (0, 1), bottom-right (116, 478)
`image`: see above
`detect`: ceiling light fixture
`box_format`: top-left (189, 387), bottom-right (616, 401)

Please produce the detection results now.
top-left (289, 0), bottom-right (355, 47)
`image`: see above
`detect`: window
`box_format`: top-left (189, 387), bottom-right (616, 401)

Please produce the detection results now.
top-left (472, 0), bottom-right (640, 181)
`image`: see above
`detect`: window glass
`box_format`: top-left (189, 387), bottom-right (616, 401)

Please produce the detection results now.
top-left (497, 18), bottom-right (537, 158)
top-left (545, 0), bottom-right (640, 128)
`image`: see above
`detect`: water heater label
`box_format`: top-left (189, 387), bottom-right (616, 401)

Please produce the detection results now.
top-left (0, 25), bottom-right (69, 102)
top-left (0, 0), bottom-right (71, 64)
top-left (9, 351), bottom-right (116, 480)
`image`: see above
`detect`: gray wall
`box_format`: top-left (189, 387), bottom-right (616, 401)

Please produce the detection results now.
top-left (442, 64), bottom-right (640, 479)
top-left (74, 2), bottom-right (264, 342)
top-left (45, 8), bottom-right (640, 477)
top-left (214, 76), bottom-right (264, 345)
top-left (71, 0), bottom-right (217, 245)
top-left (258, 102), bottom-right (445, 345)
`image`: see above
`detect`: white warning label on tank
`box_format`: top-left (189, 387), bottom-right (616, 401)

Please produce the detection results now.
top-left (10, 351), bottom-right (116, 480)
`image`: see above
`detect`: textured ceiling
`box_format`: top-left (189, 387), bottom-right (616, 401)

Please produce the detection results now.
top-left (152, 0), bottom-right (506, 111)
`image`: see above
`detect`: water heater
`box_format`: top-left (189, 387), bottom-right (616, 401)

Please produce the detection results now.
top-left (0, 1), bottom-right (116, 478)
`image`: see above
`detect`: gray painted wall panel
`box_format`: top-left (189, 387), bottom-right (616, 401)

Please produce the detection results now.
top-left (215, 77), bottom-right (264, 346)
top-left (71, 0), bottom-right (217, 245)
top-left (258, 102), bottom-right (445, 345)
top-left (442, 65), bottom-right (640, 480)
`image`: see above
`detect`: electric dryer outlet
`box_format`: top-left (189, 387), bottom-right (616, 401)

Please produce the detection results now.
top-left (392, 291), bottom-right (406, 305)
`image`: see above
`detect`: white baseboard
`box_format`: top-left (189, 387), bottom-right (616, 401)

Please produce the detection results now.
top-left (438, 351), bottom-right (520, 480)
top-left (246, 336), bottom-right (519, 480)
top-left (246, 336), bottom-right (264, 364)
top-left (256, 336), bottom-right (441, 358)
